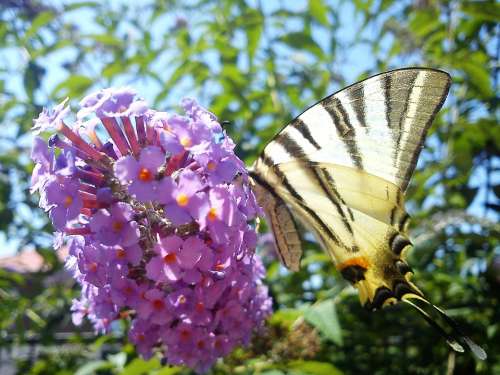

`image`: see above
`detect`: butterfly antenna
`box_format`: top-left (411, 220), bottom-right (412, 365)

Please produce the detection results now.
top-left (403, 297), bottom-right (487, 360)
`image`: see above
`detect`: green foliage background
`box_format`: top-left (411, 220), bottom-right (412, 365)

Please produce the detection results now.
top-left (0, 0), bottom-right (498, 374)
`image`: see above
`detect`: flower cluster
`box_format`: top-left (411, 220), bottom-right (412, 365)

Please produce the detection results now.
top-left (31, 88), bottom-right (272, 372)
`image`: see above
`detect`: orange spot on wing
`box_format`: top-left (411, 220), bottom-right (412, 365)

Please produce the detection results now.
top-left (336, 256), bottom-right (370, 271)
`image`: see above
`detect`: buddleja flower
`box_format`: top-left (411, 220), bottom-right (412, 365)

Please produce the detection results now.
top-left (31, 88), bottom-right (272, 373)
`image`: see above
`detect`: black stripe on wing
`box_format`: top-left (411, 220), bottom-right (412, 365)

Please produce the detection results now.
top-left (394, 71), bottom-right (419, 162)
top-left (346, 82), bottom-right (366, 128)
top-left (400, 77), bottom-right (451, 186)
top-left (274, 133), bottom-right (356, 241)
top-left (260, 153), bottom-right (344, 248)
top-left (321, 96), bottom-right (364, 169)
top-left (290, 118), bottom-right (321, 150)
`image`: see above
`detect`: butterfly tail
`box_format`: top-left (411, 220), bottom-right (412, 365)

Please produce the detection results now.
top-left (402, 296), bottom-right (487, 360)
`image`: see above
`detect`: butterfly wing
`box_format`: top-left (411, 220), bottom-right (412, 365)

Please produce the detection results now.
top-left (251, 67), bottom-right (450, 271)
top-left (250, 68), bottom-right (486, 358)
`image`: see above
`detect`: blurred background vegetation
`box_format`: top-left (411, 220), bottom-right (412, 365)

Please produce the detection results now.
top-left (0, 0), bottom-right (498, 374)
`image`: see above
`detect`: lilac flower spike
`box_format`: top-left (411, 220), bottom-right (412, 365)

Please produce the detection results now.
top-left (31, 88), bottom-right (271, 373)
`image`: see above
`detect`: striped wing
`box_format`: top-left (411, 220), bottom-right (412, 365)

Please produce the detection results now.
top-left (249, 68), bottom-right (487, 358)
top-left (251, 68), bottom-right (451, 274)
top-left (257, 68), bottom-right (451, 192)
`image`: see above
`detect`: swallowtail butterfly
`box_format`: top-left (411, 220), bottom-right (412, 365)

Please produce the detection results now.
top-left (249, 68), bottom-right (486, 359)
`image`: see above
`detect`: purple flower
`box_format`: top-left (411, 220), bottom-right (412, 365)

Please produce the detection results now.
top-left (41, 177), bottom-right (83, 230)
top-left (199, 186), bottom-right (241, 244)
top-left (89, 203), bottom-right (140, 246)
top-left (77, 243), bottom-right (108, 287)
top-left (129, 319), bottom-right (160, 359)
top-left (114, 146), bottom-right (168, 201)
top-left (78, 87), bottom-right (148, 119)
top-left (107, 244), bottom-right (142, 266)
top-left (30, 137), bottom-right (53, 193)
top-left (159, 113), bottom-right (211, 155)
top-left (161, 169), bottom-right (206, 225)
top-left (109, 276), bottom-right (141, 307)
top-left (136, 288), bottom-right (173, 325)
top-left (70, 298), bottom-right (89, 326)
top-left (32, 97), bottom-right (69, 134)
top-left (145, 235), bottom-right (205, 283)
top-left (181, 98), bottom-right (222, 134)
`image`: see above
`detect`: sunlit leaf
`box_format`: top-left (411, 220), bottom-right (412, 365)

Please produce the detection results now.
top-left (304, 299), bottom-right (343, 345)
top-left (308, 0), bottom-right (329, 26)
top-left (24, 11), bottom-right (55, 41)
top-left (461, 1), bottom-right (500, 22)
top-left (74, 360), bottom-right (113, 375)
top-left (288, 360), bottom-right (343, 375)
top-left (279, 32), bottom-right (324, 59)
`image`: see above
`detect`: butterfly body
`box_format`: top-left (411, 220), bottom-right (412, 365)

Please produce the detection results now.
top-left (250, 68), bottom-right (486, 359)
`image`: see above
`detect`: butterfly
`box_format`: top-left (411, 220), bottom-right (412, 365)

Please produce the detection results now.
top-left (248, 68), bottom-right (486, 359)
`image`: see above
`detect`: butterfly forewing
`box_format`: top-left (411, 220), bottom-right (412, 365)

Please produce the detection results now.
top-left (259, 68), bottom-right (451, 191)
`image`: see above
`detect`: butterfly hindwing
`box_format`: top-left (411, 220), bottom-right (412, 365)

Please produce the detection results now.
top-left (250, 173), bottom-right (302, 271)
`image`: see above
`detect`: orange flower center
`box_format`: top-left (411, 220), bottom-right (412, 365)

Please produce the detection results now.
top-left (124, 286), bottom-right (133, 294)
top-left (207, 161), bottom-right (217, 171)
top-left (152, 299), bottom-right (164, 310)
top-left (163, 253), bottom-right (177, 264)
top-left (88, 262), bottom-right (98, 272)
top-left (178, 295), bottom-right (187, 304)
top-left (197, 340), bottom-right (205, 349)
top-left (176, 193), bottom-right (189, 207)
top-left (180, 136), bottom-right (192, 147)
top-left (195, 302), bottom-right (205, 312)
top-left (138, 167), bottom-right (153, 182)
top-left (207, 207), bottom-right (218, 221)
top-left (63, 195), bottom-right (73, 207)
top-left (138, 333), bottom-right (145, 341)
top-left (180, 329), bottom-right (190, 341)
top-left (214, 262), bottom-right (225, 271)
top-left (116, 248), bottom-right (126, 259)
top-left (112, 221), bottom-right (124, 232)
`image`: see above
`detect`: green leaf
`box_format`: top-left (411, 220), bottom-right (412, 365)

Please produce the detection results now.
top-left (84, 33), bottom-right (123, 47)
top-left (270, 308), bottom-right (303, 326)
top-left (74, 360), bottom-right (113, 375)
top-left (65, 1), bottom-right (100, 12)
top-left (459, 60), bottom-right (493, 98)
top-left (461, 1), bottom-right (500, 22)
top-left (243, 9), bottom-right (263, 66)
top-left (103, 61), bottom-right (126, 78)
top-left (279, 32), bottom-right (324, 59)
top-left (24, 11), bottom-right (55, 40)
top-left (121, 357), bottom-right (161, 375)
top-left (52, 75), bottom-right (93, 96)
top-left (303, 299), bottom-right (343, 345)
top-left (308, 0), bottom-right (330, 26)
top-left (107, 352), bottom-right (127, 369)
top-left (152, 366), bottom-right (183, 375)
top-left (288, 360), bottom-right (343, 375)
